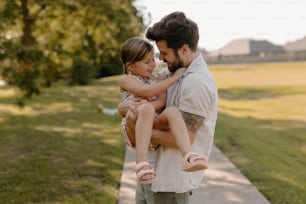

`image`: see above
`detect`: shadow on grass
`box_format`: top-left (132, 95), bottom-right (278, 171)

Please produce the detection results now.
top-left (0, 109), bottom-right (124, 203)
top-left (0, 77), bottom-right (124, 203)
top-left (0, 76), bottom-right (120, 107)
top-left (218, 86), bottom-right (306, 100)
top-left (214, 112), bottom-right (306, 204)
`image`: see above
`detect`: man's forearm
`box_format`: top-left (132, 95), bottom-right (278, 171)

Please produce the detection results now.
top-left (151, 128), bottom-right (196, 148)
top-left (151, 111), bottom-right (203, 148)
top-left (151, 129), bottom-right (178, 148)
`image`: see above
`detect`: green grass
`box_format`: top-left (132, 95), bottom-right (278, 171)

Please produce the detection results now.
top-left (211, 61), bottom-right (306, 204)
top-left (0, 77), bottom-right (124, 203)
top-left (0, 61), bottom-right (306, 203)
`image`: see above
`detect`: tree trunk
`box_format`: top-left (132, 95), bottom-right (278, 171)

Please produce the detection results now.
top-left (21, 0), bottom-right (35, 46)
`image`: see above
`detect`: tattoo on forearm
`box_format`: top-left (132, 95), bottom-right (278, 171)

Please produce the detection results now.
top-left (181, 111), bottom-right (204, 134)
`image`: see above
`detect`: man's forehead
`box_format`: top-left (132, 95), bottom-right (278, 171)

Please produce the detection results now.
top-left (157, 42), bottom-right (172, 53)
top-left (156, 40), bottom-right (167, 48)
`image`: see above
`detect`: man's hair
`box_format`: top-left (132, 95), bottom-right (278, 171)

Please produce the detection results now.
top-left (146, 11), bottom-right (199, 51)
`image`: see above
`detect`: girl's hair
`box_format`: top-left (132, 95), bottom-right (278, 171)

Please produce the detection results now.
top-left (120, 37), bottom-right (154, 74)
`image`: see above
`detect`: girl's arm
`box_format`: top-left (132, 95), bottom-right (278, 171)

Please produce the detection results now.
top-left (119, 68), bottom-right (185, 98)
top-left (117, 91), bottom-right (166, 117)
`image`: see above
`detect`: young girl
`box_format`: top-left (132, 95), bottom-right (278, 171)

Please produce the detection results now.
top-left (119, 37), bottom-right (207, 184)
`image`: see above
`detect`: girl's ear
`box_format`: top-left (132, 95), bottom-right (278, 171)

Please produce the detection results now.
top-left (126, 62), bottom-right (135, 72)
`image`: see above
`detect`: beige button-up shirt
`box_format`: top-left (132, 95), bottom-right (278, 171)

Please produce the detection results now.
top-left (152, 53), bottom-right (218, 193)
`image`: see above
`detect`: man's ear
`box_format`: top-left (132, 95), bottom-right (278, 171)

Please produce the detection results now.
top-left (181, 44), bottom-right (190, 54)
top-left (177, 44), bottom-right (189, 59)
top-left (178, 44), bottom-right (189, 55)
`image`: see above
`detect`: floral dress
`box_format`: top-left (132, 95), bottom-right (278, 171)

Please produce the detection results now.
top-left (120, 74), bottom-right (158, 148)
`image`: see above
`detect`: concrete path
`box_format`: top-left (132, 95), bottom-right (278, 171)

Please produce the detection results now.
top-left (118, 145), bottom-right (270, 204)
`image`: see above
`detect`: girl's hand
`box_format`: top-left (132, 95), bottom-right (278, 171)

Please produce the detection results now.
top-left (172, 67), bottom-right (186, 80)
top-left (118, 97), bottom-right (142, 117)
top-left (154, 72), bottom-right (164, 81)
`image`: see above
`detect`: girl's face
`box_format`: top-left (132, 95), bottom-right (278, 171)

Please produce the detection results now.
top-left (128, 50), bottom-right (156, 78)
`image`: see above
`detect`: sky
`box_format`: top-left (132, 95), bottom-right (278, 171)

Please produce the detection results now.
top-left (134, 0), bottom-right (306, 51)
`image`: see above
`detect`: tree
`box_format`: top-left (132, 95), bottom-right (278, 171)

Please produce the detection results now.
top-left (0, 0), bottom-right (145, 105)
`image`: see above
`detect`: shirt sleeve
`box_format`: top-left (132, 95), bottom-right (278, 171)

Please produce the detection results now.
top-left (178, 73), bottom-right (214, 117)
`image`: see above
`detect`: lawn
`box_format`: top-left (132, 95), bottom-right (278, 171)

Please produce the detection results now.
top-left (211, 61), bottom-right (306, 204)
top-left (0, 61), bottom-right (305, 203)
top-left (0, 78), bottom-right (124, 203)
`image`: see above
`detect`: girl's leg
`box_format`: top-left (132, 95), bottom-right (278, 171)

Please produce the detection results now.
top-left (135, 103), bottom-right (157, 183)
top-left (154, 106), bottom-right (208, 171)
top-left (135, 103), bottom-right (155, 163)
top-left (154, 106), bottom-right (192, 155)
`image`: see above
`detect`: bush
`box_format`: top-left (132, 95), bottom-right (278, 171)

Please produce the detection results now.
top-left (96, 64), bottom-right (123, 78)
top-left (69, 60), bottom-right (94, 85)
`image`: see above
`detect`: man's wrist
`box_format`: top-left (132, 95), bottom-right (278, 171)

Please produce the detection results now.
top-left (151, 129), bottom-right (159, 145)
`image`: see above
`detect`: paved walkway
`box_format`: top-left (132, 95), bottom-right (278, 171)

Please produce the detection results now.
top-left (118, 145), bottom-right (270, 204)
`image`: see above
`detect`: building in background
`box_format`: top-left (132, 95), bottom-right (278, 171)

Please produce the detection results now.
top-left (206, 36), bottom-right (306, 64)
top-left (284, 36), bottom-right (306, 61)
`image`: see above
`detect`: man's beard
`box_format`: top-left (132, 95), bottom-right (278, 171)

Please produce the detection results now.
top-left (167, 56), bottom-right (184, 73)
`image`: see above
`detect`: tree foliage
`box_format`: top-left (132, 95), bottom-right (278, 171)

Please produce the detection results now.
top-left (0, 0), bottom-right (145, 104)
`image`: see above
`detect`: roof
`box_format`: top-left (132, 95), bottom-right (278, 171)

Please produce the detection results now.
top-left (284, 36), bottom-right (306, 51)
top-left (216, 38), bottom-right (284, 56)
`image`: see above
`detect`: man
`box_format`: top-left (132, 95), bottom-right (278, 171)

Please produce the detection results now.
top-left (118, 11), bottom-right (218, 204)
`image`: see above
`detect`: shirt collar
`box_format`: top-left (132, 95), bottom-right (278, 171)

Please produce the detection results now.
top-left (184, 53), bottom-right (207, 75)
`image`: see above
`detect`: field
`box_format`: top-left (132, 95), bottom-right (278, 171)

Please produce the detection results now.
top-left (0, 61), bottom-right (305, 203)
top-left (211, 61), bottom-right (306, 204)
